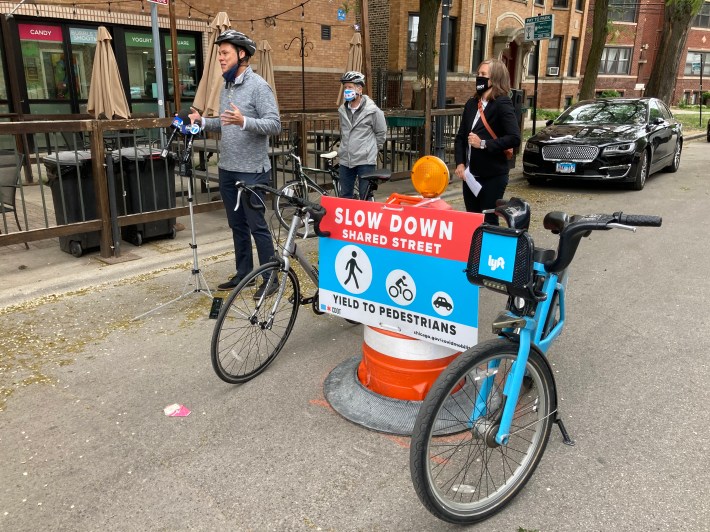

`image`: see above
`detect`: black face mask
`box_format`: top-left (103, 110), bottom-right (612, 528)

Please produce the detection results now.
top-left (475, 76), bottom-right (490, 96)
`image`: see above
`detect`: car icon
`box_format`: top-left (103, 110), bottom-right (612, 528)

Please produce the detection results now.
top-left (433, 296), bottom-right (452, 311)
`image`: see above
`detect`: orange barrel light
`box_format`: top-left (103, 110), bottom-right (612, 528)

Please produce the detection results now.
top-left (386, 155), bottom-right (452, 209)
top-left (357, 327), bottom-right (460, 401)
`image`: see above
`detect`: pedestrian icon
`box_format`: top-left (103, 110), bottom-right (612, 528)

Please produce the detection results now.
top-left (386, 269), bottom-right (416, 306)
top-left (335, 244), bottom-right (372, 294)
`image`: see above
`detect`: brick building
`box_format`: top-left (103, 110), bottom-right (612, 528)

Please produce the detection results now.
top-left (2, 0), bottom-right (708, 117)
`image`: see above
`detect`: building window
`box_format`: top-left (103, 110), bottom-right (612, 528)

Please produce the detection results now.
top-left (446, 17), bottom-right (457, 72)
top-left (553, 0), bottom-right (569, 8)
top-left (564, 96), bottom-right (573, 108)
top-left (528, 46), bottom-right (538, 77)
top-left (692, 2), bottom-right (710, 29)
top-left (164, 35), bottom-right (197, 99)
top-left (125, 31), bottom-right (157, 100)
top-left (68, 27), bottom-right (97, 101)
top-left (576, 0), bottom-right (585, 11)
top-left (598, 47), bottom-right (632, 74)
top-left (321, 25), bottom-right (331, 40)
top-left (546, 36), bottom-right (562, 73)
top-left (567, 37), bottom-right (579, 77)
top-left (19, 23), bottom-right (69, 100)
top-left (609, 0), bottom-right (637, 23)
top-left (535, 0), bottom-right (545, 6)
top-left (472, 24), bottom-right (486, 72)
top-left (406, 14), bottom-right (419, 71)
top-left (684, 51), bottom-right (710, 76)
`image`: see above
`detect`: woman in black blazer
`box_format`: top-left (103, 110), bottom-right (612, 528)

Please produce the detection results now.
top-left (454, 59), bottom-right (521, 225)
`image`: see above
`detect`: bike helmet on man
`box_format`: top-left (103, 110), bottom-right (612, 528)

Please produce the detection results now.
top-left (340, 71), bottom-right (365, 86)
top-left (215, 29), bottom-right (256, 57)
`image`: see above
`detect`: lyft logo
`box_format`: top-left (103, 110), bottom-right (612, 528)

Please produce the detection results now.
top-left (488, 255), bottom-right (505, 271)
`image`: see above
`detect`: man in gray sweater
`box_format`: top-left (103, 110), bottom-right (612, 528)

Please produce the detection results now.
top-left (189, 30), bottom-right (281, 296)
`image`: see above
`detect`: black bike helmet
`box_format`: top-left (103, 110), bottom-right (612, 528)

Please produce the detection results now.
top-left (215, 30), bottom-right (256, 57)
top-left (340, 71), bottom-right (365, 86)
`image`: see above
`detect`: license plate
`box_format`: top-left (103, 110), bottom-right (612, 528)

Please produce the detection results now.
top-left (556, 162), bottom-right (576, 173)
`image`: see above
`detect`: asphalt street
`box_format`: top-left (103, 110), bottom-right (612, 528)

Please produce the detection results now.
top-left (1, 139), bottom-right (708, 531)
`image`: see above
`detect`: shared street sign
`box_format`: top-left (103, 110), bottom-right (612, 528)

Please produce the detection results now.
top-left (525, 14), bottom-right (554, 41)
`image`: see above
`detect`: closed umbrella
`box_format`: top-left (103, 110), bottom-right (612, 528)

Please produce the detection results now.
top-left (255, 40), bottom-right (278, 106)
top-left (336, 32), bottom-right (363, 106)
top-left (87, 27), bottom-right (130, 119)
top-left (192, 12), bottom-right (231, 117)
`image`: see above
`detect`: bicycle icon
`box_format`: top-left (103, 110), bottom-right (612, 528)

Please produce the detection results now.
top-left (388, 276), bottom-right (413, 301)
top-left (386, 270), bottom-right (416, 306)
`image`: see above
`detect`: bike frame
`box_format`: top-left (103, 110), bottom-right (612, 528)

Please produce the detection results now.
top-left (473, 261), bottom-right (568, 446)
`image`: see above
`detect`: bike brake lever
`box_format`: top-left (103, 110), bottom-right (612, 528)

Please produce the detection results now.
top-left (302, 212), bottom-right (311, 239)
top-left (607, 223), bottom-right (636, 233)
top-left (234, 188), bottom-right (242, 212)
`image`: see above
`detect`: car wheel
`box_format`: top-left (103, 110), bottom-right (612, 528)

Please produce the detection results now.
top-left (629, 149), bottom-right (649, 191)
top-left (664, 140), bottom-right (681, 173)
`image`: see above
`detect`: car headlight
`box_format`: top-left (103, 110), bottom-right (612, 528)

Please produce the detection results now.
top-left (524, 141), bottom-right (539, 153)
top-left (603, 142), bottom-right (636, 154)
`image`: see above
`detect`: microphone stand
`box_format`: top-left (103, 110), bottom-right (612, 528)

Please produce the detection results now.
top-left (133, 127), bottom-right (214, 320)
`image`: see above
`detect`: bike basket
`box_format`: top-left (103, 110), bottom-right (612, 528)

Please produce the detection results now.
top-left (466, 224), bottom-right (537, 300)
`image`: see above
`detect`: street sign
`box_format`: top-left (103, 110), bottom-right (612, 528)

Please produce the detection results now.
top-left (525, 14), bottom-right (554, 41)
top-left (318, 196), bottom-right (483, 351)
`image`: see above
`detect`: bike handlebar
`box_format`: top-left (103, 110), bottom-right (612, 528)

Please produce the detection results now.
top-left (236, 181), bottom-right (330, 237)
top-left (543, 210), bottom-right (662, 273)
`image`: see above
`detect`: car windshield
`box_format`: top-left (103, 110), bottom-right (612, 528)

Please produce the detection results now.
top-left (555, 101), bottom-right (647, 126)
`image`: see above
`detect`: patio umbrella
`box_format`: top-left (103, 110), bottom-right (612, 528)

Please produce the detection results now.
top-left (192, 12), bottom-right (231, 117)
top-left (255, 40), bottom-right (278, 107)
top-left (87, 27), bottom-right (130, 119)
top-left (336, 32), bottom-right (363, 106)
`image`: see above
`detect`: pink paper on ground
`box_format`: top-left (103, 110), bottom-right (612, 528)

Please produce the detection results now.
top-left (163, 403), bottom-right (191, 417)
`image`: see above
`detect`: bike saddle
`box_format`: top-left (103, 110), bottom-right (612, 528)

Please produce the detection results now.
top-left (360, 169), bottom-right (392, 182)
top-left (320, 151), bottom-right (338, 160)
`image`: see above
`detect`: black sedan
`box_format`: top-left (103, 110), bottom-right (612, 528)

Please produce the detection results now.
top-left (523, 98), bottom-right (683, 190)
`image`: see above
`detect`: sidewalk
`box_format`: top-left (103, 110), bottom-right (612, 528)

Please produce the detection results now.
top-left (0, 173), bottom-right (482, 310)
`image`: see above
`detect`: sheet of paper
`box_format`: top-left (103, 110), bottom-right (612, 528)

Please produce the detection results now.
top-left (464, 168), bottom-right (482, 197)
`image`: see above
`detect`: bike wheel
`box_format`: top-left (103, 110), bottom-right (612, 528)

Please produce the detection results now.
top-left (274, 180), bottom-right (326, 239)
top-left (211, 263), bottom-right (300, 384)
top-left (410, 338), bottom-right (556, 524)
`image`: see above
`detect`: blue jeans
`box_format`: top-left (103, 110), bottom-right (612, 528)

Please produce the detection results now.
top-left (339, 164), bottom-right (376, 200)
top-left (219, 169), bottom-right (275, 280)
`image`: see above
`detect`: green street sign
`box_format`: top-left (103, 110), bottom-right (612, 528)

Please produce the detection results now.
top-left (525, 14), bottom-right (554, 41)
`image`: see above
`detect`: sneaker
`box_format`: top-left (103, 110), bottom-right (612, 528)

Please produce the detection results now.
top-left (253, 279), bottom-right (278, 300)
top-left (217, 274), bottom-right (256, 291)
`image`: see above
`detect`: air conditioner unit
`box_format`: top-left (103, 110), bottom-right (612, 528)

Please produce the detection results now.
top-left (547, 67), bottom-right (560, 76)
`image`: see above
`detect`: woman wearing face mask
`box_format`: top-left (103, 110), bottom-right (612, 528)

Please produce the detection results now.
top-left (454, 59), bottom-right (521, 225)
top-left (337, 71), bottom-right (387, 200)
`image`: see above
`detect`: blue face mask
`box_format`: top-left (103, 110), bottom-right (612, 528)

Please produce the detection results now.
top-left (223, 63), bottom-right (239, 84)
top-left (344, 89), bottom-right (358, 102)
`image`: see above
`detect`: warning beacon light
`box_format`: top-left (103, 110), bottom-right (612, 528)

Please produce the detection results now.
top-left (410, 155), bottom-right (449, 198)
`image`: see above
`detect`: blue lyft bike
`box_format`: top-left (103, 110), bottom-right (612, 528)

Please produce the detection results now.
top-left (409, 198), bottom-right (661, 524)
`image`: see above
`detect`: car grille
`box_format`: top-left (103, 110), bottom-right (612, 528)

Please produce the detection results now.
top-left (542, 144), bottom-right (599, 162)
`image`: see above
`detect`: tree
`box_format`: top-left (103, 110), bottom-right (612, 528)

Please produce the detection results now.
top-left (645, 0), bottom-right (704, 104)
top-left (579, 0), bottom-right (609, 100)
top-left (412, 0), bottom-right (441, 109)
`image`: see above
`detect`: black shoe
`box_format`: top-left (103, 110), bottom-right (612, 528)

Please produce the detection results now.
top-left (217, 274), bottom-right (256, 291)
top-left (253, 279), bottom-right (278, 300)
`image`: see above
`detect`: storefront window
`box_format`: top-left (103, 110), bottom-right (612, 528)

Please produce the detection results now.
top-left (0, 49), bottom-right (7, 101)
top-left (69, 27), bottom-right (97, 100)
top-left (164, 35), bottom-right (197, 99)
top-left (125, 31), bottom-right (156, 100)
top-left (19, 23), bottom-right (69, 100)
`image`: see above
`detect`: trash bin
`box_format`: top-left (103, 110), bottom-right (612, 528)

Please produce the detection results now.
top-left (115, 147), bottom-right (176, 246)
top-left (43, 150), bottom-right (103, 257)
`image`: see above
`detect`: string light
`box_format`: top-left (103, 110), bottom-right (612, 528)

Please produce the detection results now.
top-left (251, 20), bottom-right (254, 32)
top-left (141, 0), bottom-right (144, 12)
top-left (188, 6), bottom-right (191, 18)
top-left (73, 3), bottom-right (77, 15)
top-left (301, 4), bottom-right (304, 19)
top-left (108, 2), bottom-right (111, 14)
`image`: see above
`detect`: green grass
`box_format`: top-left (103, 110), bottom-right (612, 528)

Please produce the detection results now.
top-left (673, 112), bottom-right (708, 133)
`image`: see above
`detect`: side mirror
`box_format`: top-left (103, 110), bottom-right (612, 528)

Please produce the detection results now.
top-left (546, 120), bottom-right (554, 127)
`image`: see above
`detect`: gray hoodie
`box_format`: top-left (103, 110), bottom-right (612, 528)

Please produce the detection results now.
top-left (202, 67), bottom-right (281, 173)
top-left (337, 95), bottom-right (387, 167)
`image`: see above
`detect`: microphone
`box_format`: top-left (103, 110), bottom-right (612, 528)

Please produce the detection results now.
top-left (161, 114), bottom-right (184, 158)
